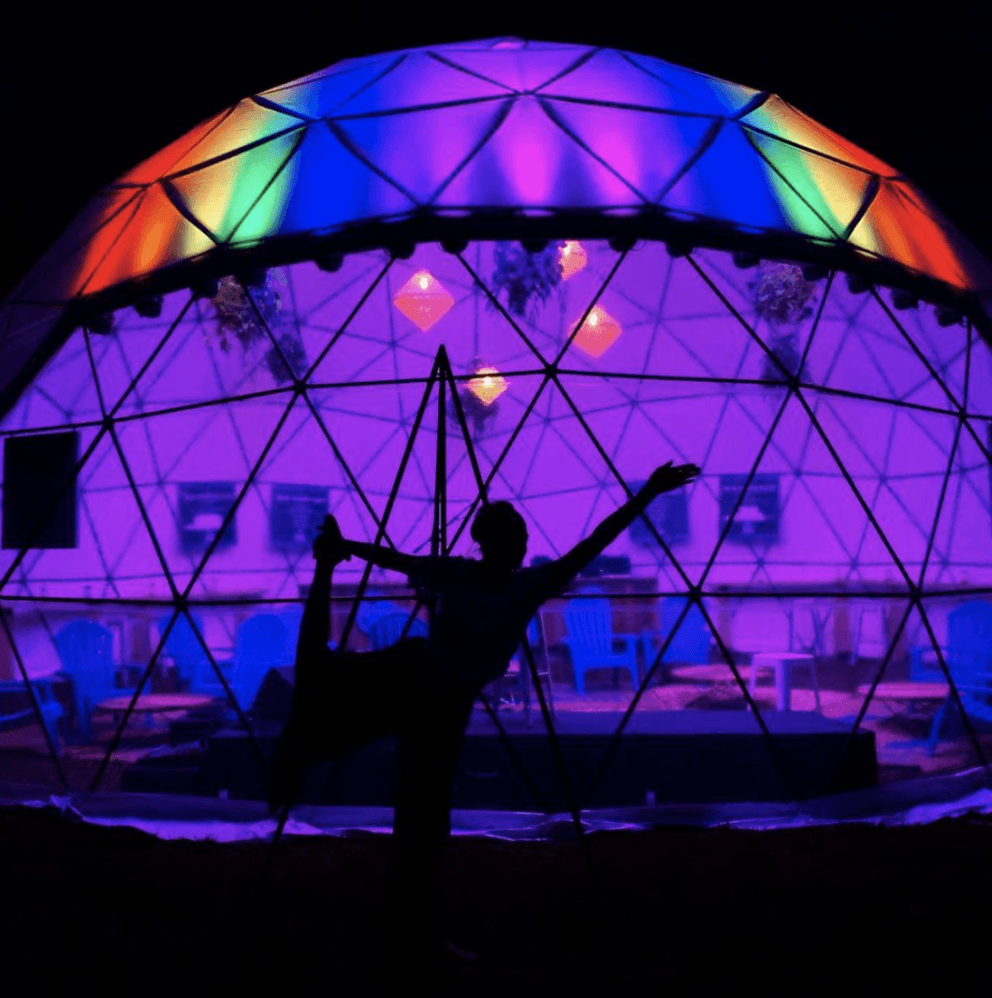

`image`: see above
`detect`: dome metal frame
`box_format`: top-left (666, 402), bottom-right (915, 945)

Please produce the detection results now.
top-left (4, 37), bottom-right (991, 419)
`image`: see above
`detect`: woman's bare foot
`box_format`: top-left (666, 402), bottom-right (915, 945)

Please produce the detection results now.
top-left (312, 514), bottom-right (350, 567)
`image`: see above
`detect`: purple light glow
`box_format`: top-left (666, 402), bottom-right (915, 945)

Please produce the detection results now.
top-left (2, 237), bottom-right (990, 798)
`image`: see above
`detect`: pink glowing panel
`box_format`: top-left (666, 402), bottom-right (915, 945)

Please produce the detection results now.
top-left (571, 304), bottom-right (622, 358)
top-left (392, 270), bottom-right (455, 331)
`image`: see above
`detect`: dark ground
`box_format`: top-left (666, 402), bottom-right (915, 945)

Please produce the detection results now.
top-left (3, 805), bottom-right (991, 996)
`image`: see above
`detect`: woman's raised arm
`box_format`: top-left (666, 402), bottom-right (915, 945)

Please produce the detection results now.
top-left (539, 462), bottom-right (700, 592)
top-left (345, 540), bottom-right (435, 579)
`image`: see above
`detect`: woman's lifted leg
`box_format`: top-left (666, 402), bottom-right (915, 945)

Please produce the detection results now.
top-left (268, 515), bottom-right (425, 814)
top-left (267, 515), bottom-right (347, 813)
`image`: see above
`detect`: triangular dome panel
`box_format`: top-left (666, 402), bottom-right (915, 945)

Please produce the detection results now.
top-left (166, 130), bottom-right (303, 244)
top-left (165, 99), bottom-right (305, 176)
top-left (850, 179), bottom-right (970, 290)
top-left (744, 129), bottom-right (874, 239)
top-left (331, 50), bottom-right (514, 117)
top-left (80, 183), bottom-right (214, 295)
top-left (539, 47), bottom-right (724, 112)
top-left (741, 95), bottom-right (897, 177)
top-left (435, 47), bottom-right (591, 94)
top-left (332, 101), bottom-right (512, 206)
top-left (260, 53), bottom-right (413, 120)
top-left (661, 123), bottom-right (790, 231)
top-left (622, 51), bottom-right (761, 114)
top-left (434, 97), bottom-right (642, 210)
top-left (117, 110), bottom-right (232, 186)
top-left (804, 281), bottom-right (958, 411)
top-left (276, 123), bottom-right (417, 237)
top-left (923, 419), bottom-right (992, 589)
top-left (542, 101), bottom-right (722, 204)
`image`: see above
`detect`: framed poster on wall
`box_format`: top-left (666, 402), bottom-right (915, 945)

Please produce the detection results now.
top-left (2, 430), bottom-right (79, 549)
top-left (719, 473), bottom-right (780, 543)
top-left (178, 482), bottom-right (237, 553)
top-left (627, 481), bottom-right (690, 548)
top-left (270, 484), bottom-right (329, 551)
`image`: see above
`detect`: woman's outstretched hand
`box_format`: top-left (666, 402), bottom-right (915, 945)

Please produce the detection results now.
top-left (644, 461), bottom-right (700, 498)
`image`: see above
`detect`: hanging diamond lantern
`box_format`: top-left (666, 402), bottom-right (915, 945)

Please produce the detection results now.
top-left (559, 240), bottom-right (588, 280)
top-left (571, 304), bottom-right (622, 358)
top-left (392, 270), bottom-right (455, 331)
top-left (467, 365), bottom-right (508, 406)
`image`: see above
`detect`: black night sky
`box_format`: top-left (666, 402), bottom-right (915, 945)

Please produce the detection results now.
top-left (2, 4), bottom-right (991, 303)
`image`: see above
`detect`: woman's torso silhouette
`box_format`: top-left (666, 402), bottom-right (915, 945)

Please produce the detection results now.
top-left (408, 556), bottom-right (564, 690)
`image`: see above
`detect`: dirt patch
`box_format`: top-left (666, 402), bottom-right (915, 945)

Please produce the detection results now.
top-left (3, 805), bottom-right (991, 995)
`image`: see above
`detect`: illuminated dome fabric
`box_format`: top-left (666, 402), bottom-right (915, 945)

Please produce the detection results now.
top-left (3, 37), bottom-right (992, 406)
top-left (3, 37), bottom-right (992, 812)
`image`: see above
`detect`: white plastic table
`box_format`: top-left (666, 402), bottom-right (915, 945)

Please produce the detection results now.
top-left (749, 652), bottom-right (819, 711)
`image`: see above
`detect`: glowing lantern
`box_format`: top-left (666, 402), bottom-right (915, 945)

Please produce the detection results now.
top-left (392, 270), bottom-right (454, 331)
top-left (467, 366), bottom-right (508, 406)
top-left (571, 304), bottom-right (622, 358)
top-left (559, 240), bottom-right (587, 280)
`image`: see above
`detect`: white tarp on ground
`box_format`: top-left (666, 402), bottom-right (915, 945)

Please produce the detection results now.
top-left (2, 767), bottom-right (991, 842)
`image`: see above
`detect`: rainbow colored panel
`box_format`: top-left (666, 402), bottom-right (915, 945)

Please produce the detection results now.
top-left (4, 37), bottom-right (991, 395)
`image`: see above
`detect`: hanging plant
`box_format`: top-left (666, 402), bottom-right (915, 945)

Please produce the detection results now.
top-left (749, 263), bottom-right (816, 385)
top-left (749, 262), bottom-right (817, 325)
top-left (210, 274), bottom-right (280, 351)
top-left (762, 331), bottom-right (808, 383)
top-left (209, 270), bottom-right (307, 385)
top-left (490, 241), bottom-right (564, 318)
top-left (447, 360), bottom-right (505, 439)
top-left (448, 386), bottom-right (499, 438)
top-left (264, 330), bottom-right (308, 385)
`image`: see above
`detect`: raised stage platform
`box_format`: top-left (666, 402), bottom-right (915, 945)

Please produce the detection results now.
top-left (124, 708), bottom-right (877, 807)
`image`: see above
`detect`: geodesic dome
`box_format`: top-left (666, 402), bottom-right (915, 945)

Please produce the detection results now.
top-left (2, 37), bottom-right (991, 818)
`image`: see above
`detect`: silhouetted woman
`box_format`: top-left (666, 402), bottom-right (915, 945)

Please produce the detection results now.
top-left (269, 459), bottom-right (699, 967)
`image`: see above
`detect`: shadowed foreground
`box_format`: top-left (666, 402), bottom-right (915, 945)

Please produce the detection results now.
top-left (3, 806), bottom-right (990, 996)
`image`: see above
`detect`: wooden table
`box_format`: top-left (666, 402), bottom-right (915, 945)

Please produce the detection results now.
top-left (669, 664), bottom-right (744, 699)
top-left (95, 693), bottom-right (217, 727)
top-left (855, 681), bottom-right (950, 719)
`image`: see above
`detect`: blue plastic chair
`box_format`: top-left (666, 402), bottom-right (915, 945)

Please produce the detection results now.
top-left (158, 613), bottom-right (233, 697)
top-left (277, 606), bottom-right (304, 663)
top-left (0, 677), bottom-right (63, 748)
top-left (517, 617), bottom-right (544, 677)
top-left (910, 601), bottom-right (992, 756)
top-left (367, 612), bottom-right (429, 650)
top-left (643, 597), bottom-right (712, 677)
top-left (54, 619), bottom-right (134, 744)
top-left (231, 614), bottom-right (290, 712)
top-left (561, 597), bottom-right (640, 694)
top-left (278, 604), bottom-right (346, 664)
top-left (494, 617), bottom-right (555, 721)
top-left (357, 597), bottom-right (402, 637)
